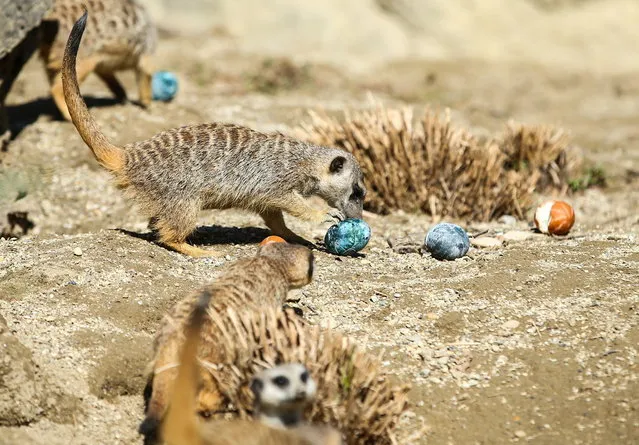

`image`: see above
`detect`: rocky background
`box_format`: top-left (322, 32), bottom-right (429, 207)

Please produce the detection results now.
top-left (1, 1), bottom-right (637, 444)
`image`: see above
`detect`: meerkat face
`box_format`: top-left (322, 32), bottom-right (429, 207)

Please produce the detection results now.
top-left (257, 243), bottom-right (314, 288)
top-left (317, 152), bottom-right (366, 219)
top-left (250, 363), bottom-right (317, 413)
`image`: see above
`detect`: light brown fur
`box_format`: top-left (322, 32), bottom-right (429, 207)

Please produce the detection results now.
top-left (140, 242), bottom-right (315, 443)
top-left (160, 290), bottom-right (341, 445)
top-left (41, 0), bottom-right (156, 120)
top-left (62, 11), bottom-right (366, 257)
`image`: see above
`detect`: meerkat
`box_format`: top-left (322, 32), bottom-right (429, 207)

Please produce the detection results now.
top-left (140, 241), bottom-right (315, 443)
top-left (40, 0), bottom-right (156, 120)
top-left (160, 290), bottom-right (342, 445)
top-left (249, 363), bottom-right (317, 429)
top-left (62, 11), bottom-right (366, 257)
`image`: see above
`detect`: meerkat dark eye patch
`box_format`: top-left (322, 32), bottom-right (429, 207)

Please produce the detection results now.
top-left (250, 378), bottom-right (264, 396)
top-left (300, 371), bottom-right (309, 383)
top-left (329, 156), bottom-right (346, 173)
top-left (272, 375), bottom-right (290, 388)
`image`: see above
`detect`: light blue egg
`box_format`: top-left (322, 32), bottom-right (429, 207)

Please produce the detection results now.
top-left (324, 218), bottom-right (371, 256)
top-left (424, 223), bottom-right (470, 260)
top-left (152, 71), bottom-right (179, 102)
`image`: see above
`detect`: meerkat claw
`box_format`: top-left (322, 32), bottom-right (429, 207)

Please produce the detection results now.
top-left (324, 209), bottom-right (346, 224)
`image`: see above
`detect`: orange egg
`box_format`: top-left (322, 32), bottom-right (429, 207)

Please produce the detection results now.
top-left (534, 200), bottom-right (575, 235)
top-left (259, 235), bottom-right (287, 246)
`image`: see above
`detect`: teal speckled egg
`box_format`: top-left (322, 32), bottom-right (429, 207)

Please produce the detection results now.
top-left (424, 223), bottom-right (470, 260)
top-left (324, 218), bottom-right (371, 255)
top-left (152, 71), bottom-right (179, 102)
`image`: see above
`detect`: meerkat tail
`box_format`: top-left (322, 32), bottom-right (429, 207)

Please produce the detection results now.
top-left (161, 289), bottom-right (213, 445)
top-left (61, 10), bottom-right (124, 173)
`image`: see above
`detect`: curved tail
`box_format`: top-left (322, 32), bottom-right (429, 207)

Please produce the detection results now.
top-left (62, 11), bottom-right (124, 172)
top-left (161, 289), bottom-right (212, 445)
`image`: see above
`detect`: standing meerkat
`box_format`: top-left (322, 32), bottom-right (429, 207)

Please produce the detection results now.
top-left (40, 0), bottom-right (156, 120)
top-left (62, 11), bottom-right (366, 257)
top-left (161, 290), bottom-right (342, 445)
top-left (140, 242), bottom-right (315, 443)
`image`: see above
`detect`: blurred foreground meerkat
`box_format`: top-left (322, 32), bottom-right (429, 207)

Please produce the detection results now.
top-left (140, 242), bottom-right (315, 443)
top-left (41, 0), bottom-right (156, 120)
top-left (62, 11), bottom-right (366, 257)
top-left (160, 291), bottom-right (342, 445)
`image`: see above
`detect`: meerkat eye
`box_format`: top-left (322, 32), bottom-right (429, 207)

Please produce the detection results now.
top-left (272, 376), bottom-right (290, 388)
top-left (300, 371), bottom-right (309, 383)
top-left (198, 410), bottom-right (212, 419)
top-left (250, 378), bottom-right (264, 396)
top-left (329, 156), bottom-right (346, 173)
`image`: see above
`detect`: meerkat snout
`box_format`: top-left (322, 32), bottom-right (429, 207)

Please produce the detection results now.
top-left (316, 153), bottom-right (366, 220)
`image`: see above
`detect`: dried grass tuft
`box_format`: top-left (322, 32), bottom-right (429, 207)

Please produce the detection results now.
top-left (296, 101), bottom-right (583, 220)
top-left (205, 307), bottom-right (411, 445)
top-left (500, 121), bottom-right (582, 193)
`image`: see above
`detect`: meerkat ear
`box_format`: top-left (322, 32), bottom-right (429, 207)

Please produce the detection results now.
top-left (307, 252), bottom-right (314, 280)
top-left (329, 156), bottom-right (346, 173)
top-left (250, 378), bottom-right (264, 398)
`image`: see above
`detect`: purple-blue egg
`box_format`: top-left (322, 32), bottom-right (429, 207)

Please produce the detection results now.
top-left (424, 223), bottom-right (470, 260)
top-left (324, 218), bottom-right (371, 255)
top-left (152, 71), bottom-right (179, 102)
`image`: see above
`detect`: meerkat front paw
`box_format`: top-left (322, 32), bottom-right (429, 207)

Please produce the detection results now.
top-left (324, 208), bottom-right (346, 223)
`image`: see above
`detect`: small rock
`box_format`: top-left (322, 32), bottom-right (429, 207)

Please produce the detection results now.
top-left (514, 430), bottom-right (527, 438)
top-left (500, 230), bottom-right (533, 242)
top-left (502, 320), bottom-right (520, 330)
top-left (73, 247), bottom-right (83, 256)
top-left (471, 237), bottom-right (502, 248)
top-left (409, 335), bottom-right (422, 345)
top-left (498, 215), bottom-right (517, 226)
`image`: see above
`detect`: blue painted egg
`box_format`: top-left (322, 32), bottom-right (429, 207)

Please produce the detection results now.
top-left (152, 71), bottom-right (179, 102)
top-left (424, 223), bottom-right (470, 261)
top-left (324, 218), bottom-right (371, 256)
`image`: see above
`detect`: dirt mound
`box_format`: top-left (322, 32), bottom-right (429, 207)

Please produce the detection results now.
top-left (0, 314), bottom-right (78, 426)
top-left (141, 0), bottom-right (639, 73)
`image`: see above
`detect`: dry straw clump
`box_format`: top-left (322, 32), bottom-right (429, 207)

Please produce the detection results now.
top-left (297, 102), bottom-right (581, 220)
top-left (501, 121), bottom-right (582, 193)
top-left (204, 307), bottom-right (412, 445)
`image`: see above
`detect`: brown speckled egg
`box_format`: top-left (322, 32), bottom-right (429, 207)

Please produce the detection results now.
top-left (534, 200), bottom-right (575, 235)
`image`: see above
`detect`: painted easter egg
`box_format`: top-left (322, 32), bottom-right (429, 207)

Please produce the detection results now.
top-left (324, 218), bottom-right (371, 255)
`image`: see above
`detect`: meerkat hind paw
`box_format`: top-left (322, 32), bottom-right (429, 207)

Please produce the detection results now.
top-left (161, 241), bottom-right (224, 258)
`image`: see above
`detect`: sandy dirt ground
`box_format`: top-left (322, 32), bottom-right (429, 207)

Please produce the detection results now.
top-left (1, 1), bottom-right (638, 444)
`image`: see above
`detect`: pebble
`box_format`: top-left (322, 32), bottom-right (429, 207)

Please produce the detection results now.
top-left (498, 215), bottom-right (517, 226)
top-left (502, 320), bottom-right (520, 330)
top-left (514, 430), bottom-right (527, 438)
top-left (500, 230), bottom-right (533, 242)
top-left (73, 247), bottom-right (83, 256)
top-left (471, 236), bottom-right (502, 248)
